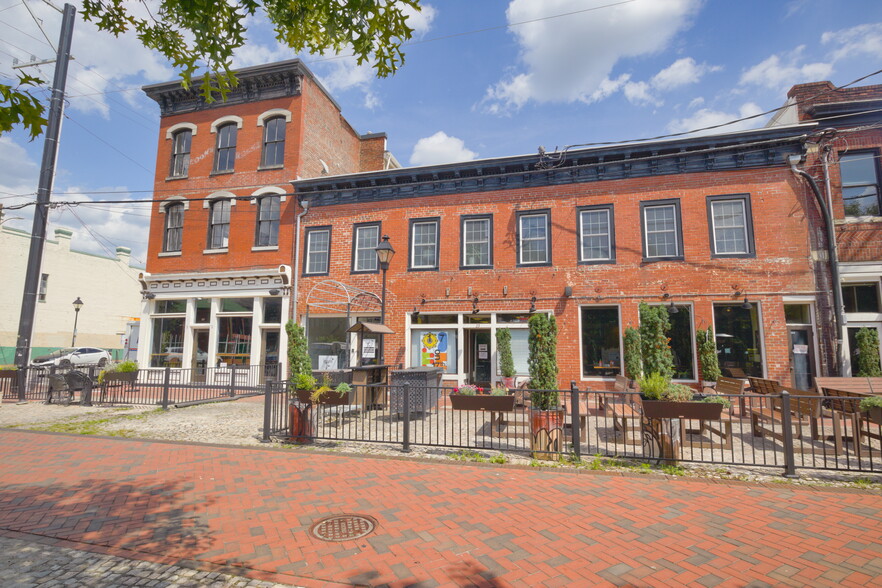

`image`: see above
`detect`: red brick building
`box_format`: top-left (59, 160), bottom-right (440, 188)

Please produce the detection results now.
top-left (136, 60), bottom-right (398, 379)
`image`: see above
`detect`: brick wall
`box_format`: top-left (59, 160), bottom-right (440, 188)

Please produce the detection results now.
top-left (295, 166), bottom-right (818, 388)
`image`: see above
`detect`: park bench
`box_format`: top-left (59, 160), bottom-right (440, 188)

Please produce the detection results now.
top-left (604, 375), bottom-right (641, 445)
top-left (747, 377), bottom-right (823, 445)
top-left (820, 387), bottom-right (882, 458)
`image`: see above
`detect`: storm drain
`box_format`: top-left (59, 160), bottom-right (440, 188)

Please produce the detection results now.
top-left (310, 514), bottom-right (377, 542)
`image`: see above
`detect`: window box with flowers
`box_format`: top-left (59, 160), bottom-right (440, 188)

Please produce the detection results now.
top-left (449, 384), bottom-right (515, 411)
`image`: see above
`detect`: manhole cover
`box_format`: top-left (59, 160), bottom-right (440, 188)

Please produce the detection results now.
top-left (310, 514), bottom-right (377, 542)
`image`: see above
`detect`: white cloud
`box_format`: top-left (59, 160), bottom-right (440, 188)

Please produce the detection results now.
top-left (651, 58), bottom-right (722, 91)
top-left (739, 46), bottom-right (833, 92)
top-left (666, 102), bottom-right (765, 136)
top-left (623, 81), bottom-right (659, 106)
top-left (822, 22), bottom-right (882, 63)
top-left (688, 96), bottom-right (705, 109)
top-left (482, 0), bottom-right (700, 113)
top-left (409, 132), bottom-right (477, 166)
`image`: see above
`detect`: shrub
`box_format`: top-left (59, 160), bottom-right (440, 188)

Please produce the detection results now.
top-left (639, 373), bottom-right (668, 400)
top-left (455, 384), bottom-right (480, 396)
top-left (855, 327), bottom-right (882, 377)
top-left (860, 396), bottom-right (882, 411)
top-left (696, 327), bottom-right (721, 382)
top-left (663, 383), bottom-right (694, 402)
top-left (285, 320), bottom-right (311, 383)
top-left (97, 359), bottom-right (138, 384)
top-left (490, 386), bottom-right (509, 396)
top-left (638, 302), bottom-right (674, 380)
top-left (496, 328), bottom-right (515, 379)
top-left (703, 395), bottom-right (732, 408)
top-left (528, 313), bottom-right (559, 409)
top-left (293, 372), bottom-right (316, 391)
top-left (623, 327), bottom-right (642, 380)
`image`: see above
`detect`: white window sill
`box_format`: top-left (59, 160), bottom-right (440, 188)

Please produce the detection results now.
top-left (252, 245), bottom-right (279, 251)
top-left (158, 251), bottom-right (182, 257)
top-left (203, 248), bottom-right (228, 255)
top-left (836, 216), bottom-right (882, 224)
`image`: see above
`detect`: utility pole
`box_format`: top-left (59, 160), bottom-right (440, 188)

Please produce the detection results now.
top-left (13, 4), bottom-right (76, 371)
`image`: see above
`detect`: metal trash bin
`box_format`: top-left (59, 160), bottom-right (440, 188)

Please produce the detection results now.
top-left (390, 367), bottom-right (443, 415)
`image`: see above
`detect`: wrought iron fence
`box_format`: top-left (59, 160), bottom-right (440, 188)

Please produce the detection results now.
top-left (263, 381), bottom-right (882, 474)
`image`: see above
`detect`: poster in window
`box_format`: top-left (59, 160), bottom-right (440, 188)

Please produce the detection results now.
top-left (421, 331), bottom-right (448, 370)
top-left (362, 338), bottom-right (376, 358)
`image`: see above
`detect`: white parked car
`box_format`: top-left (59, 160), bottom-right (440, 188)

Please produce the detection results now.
top-left (32, 347), bottom-right (112, 368)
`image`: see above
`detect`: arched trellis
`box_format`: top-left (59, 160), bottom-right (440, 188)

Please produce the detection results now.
top-left (304, 280), bottom-right (383, 369)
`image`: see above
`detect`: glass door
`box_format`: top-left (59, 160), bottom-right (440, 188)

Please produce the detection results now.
top-left (261, 330), bottom-right (280, 382)
top-left (191, 329), bottom-right (209, 383)
top-left (788, 328), bottom-right (814, 391)
top-left (470, 330), bottom-right (492, 388)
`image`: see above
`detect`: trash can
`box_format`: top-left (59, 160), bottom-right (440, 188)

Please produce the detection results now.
top-left (390, 367), bottom-right (443, 415)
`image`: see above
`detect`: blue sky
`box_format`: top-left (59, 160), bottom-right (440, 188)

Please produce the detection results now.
top-left (1, 0), bottom-right (881, 264)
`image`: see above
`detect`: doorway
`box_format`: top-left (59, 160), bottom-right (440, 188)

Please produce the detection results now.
top-left (191, 329), bottom-right (209, 383)
top-left (788, 328), bottom-right (815, 390)
top-left (467, 330), bottom-right (492, 388)
top-left (261, 330), bottom-right (280, 382)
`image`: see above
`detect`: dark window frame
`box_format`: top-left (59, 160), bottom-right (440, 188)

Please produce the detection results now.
top-left (577, 204), bottom-right (616, 264)
top-left (254, 195), bottom-right (280, 247)
top-left (842, 282), bottom-right (881, 313)
top-left (206, 199), bottom-right (231, 250)
top-left (705, 193), bottom-right (755, 258)
top-left (303, 225), bottom-right (332, 276)
top-left (163, 201), bottom-right (185, 252)
top-left (260, 116), bottom-right (286, 169)
top-left (408, 217), bottom-right (440, 272)
top-left (212, 123), bottom-right (237, 174)
top-left (351, 221), bottom-right (381, 274)
top-left (640, 198), bottom-right (684, 262)
top-left (840, 149), bottom-right (882, 217)
top-left (516, 209), bottom-right (552, 267)
top-left (460, 214), bottom-right (494, 269)
top-left (168, 129), bottom-right (192, 178)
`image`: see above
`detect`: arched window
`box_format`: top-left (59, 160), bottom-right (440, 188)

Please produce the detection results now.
top-left (255, 195), bottom-right (281, 247)
top-left (261, 116), bottom-right (286, 168)
top-left (163, 202), bottom-right (184, 252)
top-left (213, 123), bottom-right (238, 173)
top-left (207, 199), bottom-right (231, 249)
top-left (169, 129), bottom-right (192, 177)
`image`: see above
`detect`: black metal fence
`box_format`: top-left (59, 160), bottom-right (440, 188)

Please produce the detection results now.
top-left (2, 364), bottom-right (274, 407)
top-left (263, 381), bottom-right (882, 474)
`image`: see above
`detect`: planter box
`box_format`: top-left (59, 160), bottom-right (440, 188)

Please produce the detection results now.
top-left (104, 371), bottom-right (138, 384)
top-left (530, 408), bottom-right (564, 460)
top-left (449, 394), bottom-right (515, 412)
top-left (641, 399), bottom-right (724, 420)
top-left (293, 388), bottom-right (352, 405)
top-left (869, 406), bottom-right (882, 427)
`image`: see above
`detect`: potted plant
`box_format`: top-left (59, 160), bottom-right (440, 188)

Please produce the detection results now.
top-left (286, 320), bottom-right (314, 441)
top-left (98, 360), bottom-right (139, 390)
top-left (860, 396), bottom-right (882, 427)
top-left (855, 327), bottom-right (882, 377)
top-left (310, 380), bottom-right (353, 406)
top-left (639, 372), bottom-right (724, 420)
top-left (496, 328), bottom-right (517, 389)
top-left (450, 384), bottom-right (515, 411)
top-left (639, 302), bottom-right (674, 380)
top-left (696, 327), bottom-right (721, 389)
top-left (527, 313), bottom-right (563, 460)
top-left (623, 326), bottom-right (642, 385)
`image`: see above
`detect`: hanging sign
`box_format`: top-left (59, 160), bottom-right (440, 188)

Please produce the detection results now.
top-left (793, 345), bottom-right (808, 355)
top-left (421, 331), bottom-right (448, 371)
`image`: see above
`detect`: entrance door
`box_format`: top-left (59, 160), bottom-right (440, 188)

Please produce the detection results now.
top-left (261, 330), bottom-right (280, 382)
top-left (788, 327), bottom-right (815, 390)
top-left (469, 330), bottom-right (492, 388)
top-left (192, 330), bottom-right (209, 383)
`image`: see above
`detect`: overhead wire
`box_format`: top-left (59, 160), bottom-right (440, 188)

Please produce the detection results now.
top-left (62, 113), bottom-right (155, 174)
top-left (64, 206), bottom-right (147, 271)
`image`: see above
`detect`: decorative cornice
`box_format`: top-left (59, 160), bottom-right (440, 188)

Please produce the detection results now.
top-left (293, 126), bottom-right (812, 207)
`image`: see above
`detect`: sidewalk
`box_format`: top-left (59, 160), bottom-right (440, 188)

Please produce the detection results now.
top-left (1, 429), bottom-right (880, 587)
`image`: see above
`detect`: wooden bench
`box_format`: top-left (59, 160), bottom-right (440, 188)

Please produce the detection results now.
top-left (820, 387), bottom-right (882, 458)
top-left (747, 377), bottom-right (823, 444)
top-left (603, 375), bottom-right (641, 445)
top-left (814, 377), bottom-right (882, 396)
top-left (678, 381), bottom-right (738, 450)
top-left (716, 376), bottom-right (747, 416)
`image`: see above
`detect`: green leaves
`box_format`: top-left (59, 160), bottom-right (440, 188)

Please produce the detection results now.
top-left (528, 313), bottom-right (559, 409)
top-left (285, 320), bottom-right (312, 382)
top-left (0, 75), bottom-right (47, 140)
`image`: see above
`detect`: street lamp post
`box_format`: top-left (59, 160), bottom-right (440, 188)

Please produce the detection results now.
top-left (71, 297), bottom-right (83, 346)
top-left (375, 235), bottom-right (395, 365)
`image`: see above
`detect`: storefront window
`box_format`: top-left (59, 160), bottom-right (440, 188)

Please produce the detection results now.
top-left (714, 303), bottom-right (763, 377)
top-left (411, 329), bottom-right (458, 374)
top-left (581, 307), bottom-right (621, 377)
top-left (498, 314), bottom-right (531, 324)
top-left (667, 306), bottom-right (695, 380)
top-left (222, 298), bottom-right (254, 312)
top-left (195, 299), bottom-right (211, 323)
top-left (308, 317), bottom-right (348, 370)
top-left (784, 304), bottom-right (811, 325)
top-left (509, 329), bottom-right (529, 375)
top-left (412, 314), bottom-right (458, 325)
top-left (150, 316), bottom-right (184, 367)
top-left (155, 299), bottom-right (186, 314)
top-left (217, 316), bottom-right (252, 365)
top-left (263, 298), bottom-right (282, 324)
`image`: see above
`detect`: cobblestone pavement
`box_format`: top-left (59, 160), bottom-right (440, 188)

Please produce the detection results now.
top-left (0, 533), bottom-right (299, 587)
top-left (1, 429), bottom-right (881, 587)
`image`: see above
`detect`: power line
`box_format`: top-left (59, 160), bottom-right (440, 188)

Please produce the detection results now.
top-left (0, 17), bottom-right (53, 49)
top-left (63, 113), bottom-right (155, 174)
top-left (65, 206), bottom-right (146, 271)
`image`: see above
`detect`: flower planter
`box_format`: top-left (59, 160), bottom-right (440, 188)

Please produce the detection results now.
top-left (449, 394), bottom-right (515, 412)
top-left (293, 389), bottom-right (352, 405)
top-left (288, 400), bottom-right (312, 442)
top-left (529, 408), bottom-right (564, 460)
top-left (104, 371), bottom-right (138, 385)
top-left (869, 406), bottom-right (882, 427)
top-left (641, 399), bottom-right (724, 420)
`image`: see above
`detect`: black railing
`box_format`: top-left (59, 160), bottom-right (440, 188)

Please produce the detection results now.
top-left (263, 382), bottom-right (882, 474)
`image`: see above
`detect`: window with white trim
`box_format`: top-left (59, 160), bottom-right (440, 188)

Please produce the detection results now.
top-left (255, 196), bottom-right (280, 247)
top-left (461, 215), bottom-right (492, 268)
top-left (517, 210), bottom-right (550, 265)
top-left (261, 116), bottom-right (286, 168)
top-left (578, 205), bottom-right (614, 263)
top-left (164, 202), bottom-right (184, 252)
top-left (641, 200), bottom-right (682, 260)
top-left (409, 218), bottom-right (439, 270)
top-left (353, 222), bottom-right (380, 272)
top-left (207, 200), bottom-right (230, 250)
top-left (169, 129), bottom-right (191, 177)
top-left (707, 194), bottom-right (754, 257)
top-left (213, 123), bottom-right (237, 173)
top-left (305, 227), bottom-right (331, 275)
top-left (841, 151), bottom-right (881, 217)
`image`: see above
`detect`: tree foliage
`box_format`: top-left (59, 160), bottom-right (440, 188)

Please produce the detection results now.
top-left (528, 313), bottom-right (559, 409)
top-left (285, 320), bottom-right (311, 382)
top-left (496, 328), bottom-right (515, 378)
top-left (695, 326), bottom-right (721, 382)
top-left (638, 302), bottom-right (674, 380)
top-left (623, 326), bottom-right (642, 380)
top-left (3, 0), bottom-right (422, 137)
top-left (855, 327), bottom-right (882, 377)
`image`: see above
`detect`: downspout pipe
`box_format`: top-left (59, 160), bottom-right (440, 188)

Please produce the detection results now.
top-left (788, 155), bottom-right (847, 376)
top-left (291, 197), bottom-right (310, 324)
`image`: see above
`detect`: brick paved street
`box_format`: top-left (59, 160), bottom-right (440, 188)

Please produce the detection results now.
top-left (1, 429), bottom-right (880, 587)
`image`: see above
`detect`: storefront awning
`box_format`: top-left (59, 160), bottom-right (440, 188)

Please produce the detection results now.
top-left (347, 322), bottom-right (394, 335)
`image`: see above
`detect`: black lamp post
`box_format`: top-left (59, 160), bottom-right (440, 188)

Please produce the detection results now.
top-left (375, 235), bottom-right (395, 364)
top-left (71, 297), bottom-right (83, 346)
